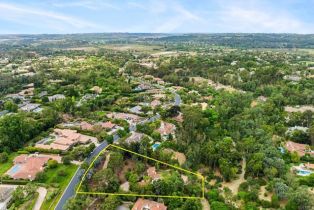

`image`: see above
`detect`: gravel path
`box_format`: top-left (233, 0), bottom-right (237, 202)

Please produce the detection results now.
top-left (221, 158), bottom-right (246, 194)
top-left (201, 198), bottom-right (210, 210)
top-left (33, 187), bottom-right (47, 210)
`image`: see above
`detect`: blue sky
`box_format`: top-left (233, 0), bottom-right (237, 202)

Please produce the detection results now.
top-left (0, 0), bottom-right (313, 34)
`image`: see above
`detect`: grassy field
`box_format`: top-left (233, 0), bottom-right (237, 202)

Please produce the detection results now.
top-left (39, 163), bottom-right (78, 210)
top-left (298, 48), bottom-right (314, 55)
top-left (101, 44), bottom-right (165, 54)
top-left (0, 152), bottom-right (18, 176)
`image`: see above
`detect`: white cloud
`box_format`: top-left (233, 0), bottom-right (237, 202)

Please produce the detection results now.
top-left (214, 0), bottom-right (313, 33)
top-left (127, 1), bottom-right (146, 10)
top-left (52, 0), bottom-right (120, 11)
top-left (220, 7), bottom-right (306, 33)
top-left (153, 1), bottom-right (204, 33)
top-left (0, 2), bottom-right (100, 32)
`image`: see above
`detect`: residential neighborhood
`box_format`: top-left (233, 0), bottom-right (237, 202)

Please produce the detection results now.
top-left (35, 128), bottom-right (97, 151)
top-left (0, 31), bottom-right (314, 210)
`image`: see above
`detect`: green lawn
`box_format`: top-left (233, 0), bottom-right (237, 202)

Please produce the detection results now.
top-left (0, 152), bottom-right (18, 176)
top-left (94, 110), bottom-right (106, 117)
top-left (39, 163), bottom-right (78, 210)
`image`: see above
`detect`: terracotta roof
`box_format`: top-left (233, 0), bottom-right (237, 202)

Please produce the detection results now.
top-left (151, 99), bottom-right (161, 108)
top-left (125, 132), bottom-right (144, 144)
top-left (99, 121), bottom-right (116, 129)
top-left (285, 141), bottom-right (313, 157)
top-left (106, 112), bottom-right (142, 123)
top-left (35, 129), bottom-right (95, 151)
top-left (7, 154), bottom-right (60, 180)
top-left (13, 154), bottom-right (28, 164)
top-left (157, 121), bottom-right (176, 136)
top-left (36, 143), bottom-right (70, 151)
top-left (305, 163), bottom-right (314, 170)
top-left (132, 198), bottom-right (167, 210)
top-left (80, 121), bottom-right (94, 131)
top-left (172, 113), bottom-right (183, 123)
top-left (147, 167), bottom-right (161, 181)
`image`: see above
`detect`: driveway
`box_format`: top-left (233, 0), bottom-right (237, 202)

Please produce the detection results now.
top-left (33, 187), bottom-right (47, 210)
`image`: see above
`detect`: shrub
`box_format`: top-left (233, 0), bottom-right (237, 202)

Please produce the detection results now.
top-left (62, 156), bottom-right (72, 165)
top-left (17, 150), bottom-right (30, 154)
top-left (35, 171), bottom-right (46, 182)
top-left (47, 160), bottom-right (58, 169)
top-left (0, 152), bottom-right (8, 163)
top-left (211, 201), bottom-right (229, 210)
top-left (239, 182), bottom-right (249, 191)
top-left (24, 147), bottom-right (62, 154)
top-left (58, 170), bottom-right (67, 176)
top-left (106, 135), bottom-right (114, 144)
top-left (271, 195), bottom-right (280, 208)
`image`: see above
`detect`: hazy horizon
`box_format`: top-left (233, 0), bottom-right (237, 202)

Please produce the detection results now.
top-left (1, 32), bottom-right (314, 36)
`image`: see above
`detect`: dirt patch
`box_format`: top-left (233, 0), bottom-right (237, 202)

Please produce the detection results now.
top-left (259, 186), bottom-right (272, 202)
top-left (102, 153), bottom-right (110, 169)
top-left (201, 198), bottom-right (211, 210)
top-left (117, 160), bottom-right (136, 183)
top-left (190, 77), bottom-right (244, 93)
top-left (251, 100), bottom-right (258, 107)
top-left (163, 149), bottom-right (186, 165)
top-left (151, 51), bottom-right (179, 57)
top-left (285, 105), bottom-right (314, 113)
top-left (221, 158), bottom-right (246, 195)
top-left (65, 47), bottom-right (98, 52)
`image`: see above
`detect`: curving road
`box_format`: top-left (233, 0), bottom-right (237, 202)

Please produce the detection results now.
top-left (54, 141), bottom-right (108, 210)
top-left (174, 92), bottom-right (181, 106)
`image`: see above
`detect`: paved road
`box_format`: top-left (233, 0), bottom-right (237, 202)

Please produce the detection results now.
top-left (33, 187), bottom-right (47, 210)
top-left (174, 92), bottom-right (181, 106)
top-left (54, 141), bottom-right (108, 210)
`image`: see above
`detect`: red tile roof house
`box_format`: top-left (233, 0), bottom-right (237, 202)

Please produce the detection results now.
top-left (285, 141), bottom-right (314, 157)
top-left (80, 121), bottom-right (94, 131)
top-left (152, 77), bottom-right (165, 85)
top-left (106, 112), bottom-right (143, 124)
top-left (35, 129), bottom-right (97, 151)
top-left (125, 132), bottom-right (144, 144)
top-left (305, 163), bottom-right (314, 170)
top-left (6, 154), bottom-right (61, 180)
top-left (172, 112), bottom-right (183, 123)
top-left (147, 166), bottom-right (161, 182)
top-left (97, 121), bottom-right (121, 135)
top-left (156, 121), bottom-right (176, 140)
top-left (99, 121), bottom-right (116, 129)
top-left (150, 99), bottom-right (161, 108)
top-left (132, 198), bottom-right (167, 210)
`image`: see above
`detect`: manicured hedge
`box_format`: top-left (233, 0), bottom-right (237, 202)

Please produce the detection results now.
top-left (1, 179), bottom-right (28, 185)
top-left (24, 147), bottom-right (65, 154)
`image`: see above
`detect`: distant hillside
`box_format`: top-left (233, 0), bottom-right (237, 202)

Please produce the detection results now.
top-left (1, 33), bottom-right (314, 49)
top-left (143, 33), bottom-right (314, 49)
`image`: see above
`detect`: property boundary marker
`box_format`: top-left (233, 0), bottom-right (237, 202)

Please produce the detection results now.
top-left (76, 144), bottom-right (205, 199)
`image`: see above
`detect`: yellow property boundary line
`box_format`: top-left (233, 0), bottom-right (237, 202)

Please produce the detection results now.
top-left (76, 144), bottom-right (205, 199)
